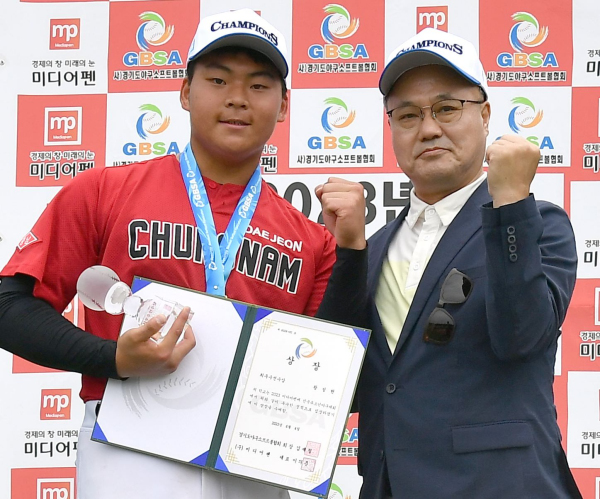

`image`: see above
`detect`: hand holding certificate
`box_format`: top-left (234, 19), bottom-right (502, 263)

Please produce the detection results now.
top-left (114, 307), bottom-right (195, 378)
top-left (88, 275), bottom-right (369, 497)
top-left (76, 266), bottom-right (196, 378)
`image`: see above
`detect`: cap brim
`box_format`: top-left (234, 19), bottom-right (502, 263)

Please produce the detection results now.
top-left (189, 33), bottom-right (288, 79)
top-left (379, 50), bottom-right (483, 96)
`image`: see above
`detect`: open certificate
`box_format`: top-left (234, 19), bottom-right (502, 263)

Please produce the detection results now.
top-left (92, 277), bottom-right (370, 497)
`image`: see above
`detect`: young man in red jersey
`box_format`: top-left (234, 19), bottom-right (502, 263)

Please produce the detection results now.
top-left (0, 9), bottom-right (366, 499)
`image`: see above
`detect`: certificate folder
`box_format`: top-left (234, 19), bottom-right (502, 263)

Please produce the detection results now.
top-left (92, 277), bottom-right (369, 497)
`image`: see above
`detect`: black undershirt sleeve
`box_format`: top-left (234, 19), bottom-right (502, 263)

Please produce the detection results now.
top-left (0, 274), bottom-right (120, 378)
top-left (0, 247), bottom-right (367, 378)
top-left (316, 246), bottom-right (369, 330)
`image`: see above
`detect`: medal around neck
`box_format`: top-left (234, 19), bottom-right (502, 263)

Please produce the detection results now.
top-left (180, 143), bottom-right (261, 297)
top-left (76, 265), bottom-right (193, 343)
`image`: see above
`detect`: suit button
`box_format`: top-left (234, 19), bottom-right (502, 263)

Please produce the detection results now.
top-left (386, 383), bottom-right (396, 394)
top-left (507, 226), bottom-right (516, 234)
top-left (509, 253), bottom-right (518, 262)
top-left (380, 450), bottom-right (385, 460)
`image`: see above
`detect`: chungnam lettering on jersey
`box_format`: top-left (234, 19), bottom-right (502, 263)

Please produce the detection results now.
top-left (127, 219), bottom-right (302, 294)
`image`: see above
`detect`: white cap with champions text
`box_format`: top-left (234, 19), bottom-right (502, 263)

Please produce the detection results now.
top-left (187, 8), bottom-right (289, 79)
top-left (379, 28), bottom-right (488, 98)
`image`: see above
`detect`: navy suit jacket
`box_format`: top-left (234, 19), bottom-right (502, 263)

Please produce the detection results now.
top-left (355, 181), bottom-right (581, 499)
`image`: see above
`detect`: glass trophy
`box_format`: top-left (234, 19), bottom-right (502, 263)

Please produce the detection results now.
top-left (76, 265), bottom-right (193, 343)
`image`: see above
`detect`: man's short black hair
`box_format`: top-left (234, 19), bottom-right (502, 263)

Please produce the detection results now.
top-left (186, 46), bottom-right (287, 97)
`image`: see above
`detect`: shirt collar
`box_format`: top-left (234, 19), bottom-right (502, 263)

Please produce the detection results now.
top-left (405, 172), bottom-right (487, 229)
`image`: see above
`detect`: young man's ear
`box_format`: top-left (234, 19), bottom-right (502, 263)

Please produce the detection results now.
top-left (180, 77), bottom-right (191, 112)
top-left (277, 90), bottom-right (290, 123)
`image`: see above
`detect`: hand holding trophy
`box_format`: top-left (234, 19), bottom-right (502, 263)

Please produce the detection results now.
top-left (76, 265), bottom-right (193, 343)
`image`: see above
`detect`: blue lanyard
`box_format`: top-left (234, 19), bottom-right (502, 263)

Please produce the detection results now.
top-left (180, 144), bottom-right (261, 296)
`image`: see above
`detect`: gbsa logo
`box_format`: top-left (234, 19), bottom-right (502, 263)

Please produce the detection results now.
top-left (328, 482), bottom-right (351, 499)
top-left (507, 97), bottom-right (554, 149)
top-left (123, 104), bottom-right (180, 156)
top-left (123, 12), bottom-right (182, 67)
top-left (295, 338), bottom-right (317, 359)
top-left (343, 425), bottom-right (358, 444)
top-left (308, 4), bottom-right (367, 60)
top-left (308, 97), bottom-right (365, 150)
top-left (497, 12), bottom-right (557, 68)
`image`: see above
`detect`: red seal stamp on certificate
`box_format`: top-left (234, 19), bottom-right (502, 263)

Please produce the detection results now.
top-left (304, 441), bottom-right (321, 457)
top-left (301, 457), bottom-right (316, 472)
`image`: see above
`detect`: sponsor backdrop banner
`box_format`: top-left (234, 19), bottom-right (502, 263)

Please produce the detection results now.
top-left (0, 0), bottom-right (599, 498)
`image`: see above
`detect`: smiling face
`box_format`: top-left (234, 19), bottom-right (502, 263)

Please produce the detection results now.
top-left (180, 48), bottom-right (288, 184)
top-left (385, 65), bottom-right (491, 204)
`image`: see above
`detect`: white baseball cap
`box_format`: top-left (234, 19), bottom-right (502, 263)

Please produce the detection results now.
top-left (187, 9), bottom-right (289, 79)
top-left (379, 28), bottom-right (488, 98)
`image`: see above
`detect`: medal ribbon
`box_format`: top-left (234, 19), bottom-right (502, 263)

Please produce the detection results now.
top-left (180, 143), bottom-right (261, 296)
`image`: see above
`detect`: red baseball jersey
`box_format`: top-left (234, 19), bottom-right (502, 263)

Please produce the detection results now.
top-left (2, 155), bottom-right (336, 401)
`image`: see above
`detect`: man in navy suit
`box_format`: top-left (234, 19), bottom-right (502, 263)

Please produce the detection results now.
top-left (350, 28), bottom-right (581, 498)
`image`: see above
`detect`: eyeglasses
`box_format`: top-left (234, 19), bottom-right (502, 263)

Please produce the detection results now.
top-left (386, 98), bottom-right (486, 129)
top-left (423, 268), bottom-right (473, 345)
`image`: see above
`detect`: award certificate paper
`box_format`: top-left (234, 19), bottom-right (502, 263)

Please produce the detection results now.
top-left (92, 277), bottom-right (369, 497)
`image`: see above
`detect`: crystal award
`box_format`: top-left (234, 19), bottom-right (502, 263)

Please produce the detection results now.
top-left (76, 265), bottom-right (193, 343)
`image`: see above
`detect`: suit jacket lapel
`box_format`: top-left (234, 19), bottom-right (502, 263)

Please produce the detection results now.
top-left (367, 205), bottom-right (409, 363)
top-left (392, 180), bottom-right (492, 356)
top-left (368, 206), bottom-right (408, 292)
